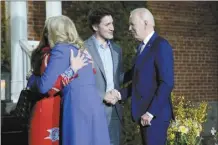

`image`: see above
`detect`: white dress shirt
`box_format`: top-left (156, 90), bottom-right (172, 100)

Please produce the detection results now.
top-left (139, 31), bottom-right (155, 54)
top-left (92, 36), bottom-right (114, 92)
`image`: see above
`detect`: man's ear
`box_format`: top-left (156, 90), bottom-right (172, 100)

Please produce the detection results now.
top-left (92, 24), bottom-right (98, 31)
top-left (144, 20), bottom-right (148, 26)
top-left (144, 20), bottom-right (148, 29)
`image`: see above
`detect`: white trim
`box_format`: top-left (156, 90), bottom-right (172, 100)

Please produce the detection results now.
top-left (52, 87), bottom-right (60, 92)
top-left (44, 54), bottom-right (49, 67)
top-left (46, 1), bottom-right (62, 19)
top-left (28, 40), bottom-right (39, 49)
top-left (10, 1), bottom-right (27, 103)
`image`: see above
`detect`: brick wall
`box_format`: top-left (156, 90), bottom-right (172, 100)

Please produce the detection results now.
top-left (27, 1), bottom-right (45, 40)
top-left (147, 1), bottom-right (218, 101)
top-left (27, 1), bottom-right (218, 101)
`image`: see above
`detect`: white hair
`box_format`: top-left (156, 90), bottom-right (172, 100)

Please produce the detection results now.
top-left (130, 8), bottom-right (155, 27)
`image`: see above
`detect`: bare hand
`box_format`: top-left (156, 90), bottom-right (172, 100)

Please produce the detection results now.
top-left (141, 113), bottom-right (152, 126)
top-left (82, 49), bottom-right (92, 60)
top-left (70, 49), bottom-right (91, 73)
top-left (104, 89), bottom-right (121, 105)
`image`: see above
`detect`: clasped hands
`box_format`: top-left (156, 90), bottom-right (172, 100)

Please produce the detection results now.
top-left (104, 89), bottom-right (121, 105)
top-left (104, 89), bottom-right (152, 126)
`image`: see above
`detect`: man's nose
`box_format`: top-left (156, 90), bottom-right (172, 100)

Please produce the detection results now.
top-left (129, 25), bottom-right (132, 31)
top-left (110, 25), bottom-right (114, 31)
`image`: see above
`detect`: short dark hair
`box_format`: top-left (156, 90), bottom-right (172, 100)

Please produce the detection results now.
top-left (88, 8), bottom-right (113, 32)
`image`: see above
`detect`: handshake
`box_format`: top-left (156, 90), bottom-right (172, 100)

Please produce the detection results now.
top-left (103, 89), bottom-right (121, 105)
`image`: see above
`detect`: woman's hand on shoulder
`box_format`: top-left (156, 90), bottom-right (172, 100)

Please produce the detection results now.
top-left (70, 49), bottom-right (92, 73)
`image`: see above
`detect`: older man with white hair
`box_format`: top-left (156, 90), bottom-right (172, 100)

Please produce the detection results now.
top-left (129, 8), bottom-right (175, 145)
top-left (105, 7), bottom-right (175, 145)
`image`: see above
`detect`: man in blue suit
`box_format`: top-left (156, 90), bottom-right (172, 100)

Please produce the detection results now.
top-left (105, 8), bottom-right (174, 145)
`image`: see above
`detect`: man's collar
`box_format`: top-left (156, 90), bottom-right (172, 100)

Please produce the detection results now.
top-left (92, 35), bottom-right (111, 49)
top-left (143, 31), bottom-right (155, 45)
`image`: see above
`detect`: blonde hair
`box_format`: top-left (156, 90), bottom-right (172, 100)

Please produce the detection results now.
top-left (46, 15), bottom-right (85, 49)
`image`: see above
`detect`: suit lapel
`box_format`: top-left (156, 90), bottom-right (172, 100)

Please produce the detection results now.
top-left (135, 32), bottom-right (159, 66)
top-left (132, 42), bottom-right (144, 65)
top-left (86, 37), bottom-right (106, 80)
top-left (110, 42), bottom-right (118, 77)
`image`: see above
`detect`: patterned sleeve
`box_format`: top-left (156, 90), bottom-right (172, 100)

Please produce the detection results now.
top-left (61, 67), bottom-right (79, 86)
top-left (48, 67), bottom-right (78, 96)
top-left (41, 52), bottom-right (78, 96)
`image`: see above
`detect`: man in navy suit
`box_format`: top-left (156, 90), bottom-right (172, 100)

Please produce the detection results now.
top-left (105, 8), bottom-right (174, 145)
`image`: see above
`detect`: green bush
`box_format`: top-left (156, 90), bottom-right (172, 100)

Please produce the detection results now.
top-left (1, 2), bottom-right (10, 70)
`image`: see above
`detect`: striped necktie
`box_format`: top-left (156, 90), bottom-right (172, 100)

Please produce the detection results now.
top-left (137, 42), bottom-right (145, 55)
